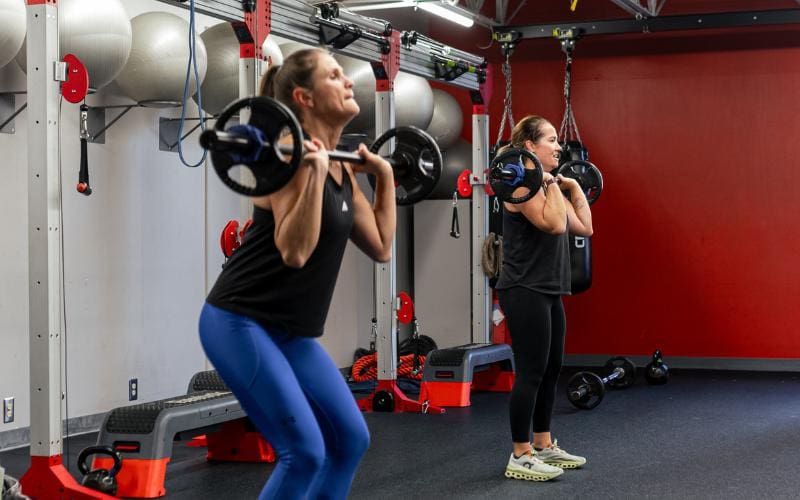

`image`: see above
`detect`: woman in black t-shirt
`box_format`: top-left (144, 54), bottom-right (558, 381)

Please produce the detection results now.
top-left (495, 116), bottom-right (593, 482)
top-left (200, 48), bottom-right (394, 499)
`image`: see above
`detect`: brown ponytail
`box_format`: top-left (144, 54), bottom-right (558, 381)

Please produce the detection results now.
top-left (258, 48), bottom-right (328, 119)
top-left (509, 115), bottom-right (551, 148)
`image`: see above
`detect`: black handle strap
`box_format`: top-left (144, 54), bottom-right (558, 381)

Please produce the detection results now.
top-left (450, 192), bottom-right (460, 238)
top-left (77, 104), bottom-right (92, 196)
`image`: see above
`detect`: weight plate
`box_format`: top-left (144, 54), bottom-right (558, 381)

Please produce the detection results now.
top-left (566, 371), bottom-right (605, 410)
top-left (557, 159), bottom-right (603, 205)
top-left (208, 96), bottom-right (303, 197)
top-left (604, 356), bottom-right (636, 389)
top-left (369, 126), bottom-right (442, 206)
top-left (489, 148), bottom-right (543, 204)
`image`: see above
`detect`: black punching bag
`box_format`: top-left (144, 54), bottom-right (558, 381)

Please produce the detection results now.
top-left (569, 235), bottom-right (591, 294)
top-left (559, 141), bottom-right (593, 294)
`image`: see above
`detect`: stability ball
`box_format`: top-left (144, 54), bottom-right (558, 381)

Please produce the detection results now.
top-left (426, 89), bottom-right (463, 151)
top-left (195, 23), bottom-right (283, 115)
top-left (263, 36), bottom-right (283, 68)
top-left (15, 0), bottom-right (132, 90)
top-left (429, 138), bottom-right (472, 199)
top-left (115, 12), bottom-right (207, 104)
top-left (0, 0), bottom-right (25, 69)
top-left (335, 54), bottom-right (434, 137)
top-left (279, 41), bottom-right (316, 59)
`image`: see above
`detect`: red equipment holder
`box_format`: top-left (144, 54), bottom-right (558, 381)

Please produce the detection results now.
top-left (205, 419), bottom-right (276, 463)
top-left (61, 53), bottom-right (89, 104)
top-left (419, 366), bottom-right (515, 408)
top-left (92, 456), bottom-right (169, 499)
top-left (21, 455), bottom-right (116, 500)
top-left (91, 420), bottom-right (276, 499)
top-left (357, 380), bottom-right (445, 414)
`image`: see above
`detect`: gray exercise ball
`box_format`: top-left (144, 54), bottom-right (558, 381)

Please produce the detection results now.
top-left (263, 36), bottom-right (284, 68)
top-left (0, 0), bottom-right (25, 69)
top-left (335, 54), bottom-right (434, 137)
top-left (426, 89), bottom-right (463, 151)
top-left (429, 138), bottom-right (472, 199)
top-left (279, 41), bottom-right (317, 59)
top-left (15, 0), bottom-right (131, 90)
top-left (115, 12), bottom-right (207, 104)
top-left (194, 24), bottom-right (283, 115)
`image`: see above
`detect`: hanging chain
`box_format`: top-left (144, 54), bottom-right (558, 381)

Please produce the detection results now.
top-left (496, 44), bottom-right (516, 146)
top-left (558, 35), bottom-right (582, 144)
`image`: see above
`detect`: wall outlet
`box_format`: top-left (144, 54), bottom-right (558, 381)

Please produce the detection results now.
top-left (129, 379), bottom-right (138, 401)
top-left (3, 397), bottom-right (14, 423)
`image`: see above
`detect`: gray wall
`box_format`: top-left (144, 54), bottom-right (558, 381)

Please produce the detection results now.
top-left (0, 0), bottom-right (375, 442)
top-left (413, 199), bottom-right (472, 348)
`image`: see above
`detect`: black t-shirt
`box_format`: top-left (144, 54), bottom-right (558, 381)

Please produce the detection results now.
top-left (206, 171), bottom-right (355, 337)
top-left (494, 208), bottom-right (571, 295)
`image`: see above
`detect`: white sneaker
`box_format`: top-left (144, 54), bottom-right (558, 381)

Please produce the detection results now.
top-left (534, 439), bottom-right (586, 469)
top-left (504, 452), bottom-right (564, 481)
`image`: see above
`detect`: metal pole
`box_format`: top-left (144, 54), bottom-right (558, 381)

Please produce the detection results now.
top-left (471, 113), bottom-right (490, 343)
top-left (25, 0), bottom-right (64, 462)
top-left (374, 87), bottom-right (397, 381)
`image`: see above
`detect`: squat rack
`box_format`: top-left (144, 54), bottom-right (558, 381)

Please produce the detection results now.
top-left (23, 0), bottom-right (491, 496)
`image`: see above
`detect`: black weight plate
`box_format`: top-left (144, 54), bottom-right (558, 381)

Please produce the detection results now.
top-left (369, 126), bottom-right (442, 205)
top-left (209, 96), bottom-right (303, 197)
top-left (558, 159), bottom-right (603, 205)
top-left (489, 148), bottom-right (543, 204)
top-left (566, 371), bottom-right (605, 410)
top-left (604, 356), bottom-right (636, 389)
top-left (372, 390), bottom-right (395, 412)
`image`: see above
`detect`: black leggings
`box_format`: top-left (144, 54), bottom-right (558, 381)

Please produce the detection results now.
top-left (498, 286), bottom-right (566, 443)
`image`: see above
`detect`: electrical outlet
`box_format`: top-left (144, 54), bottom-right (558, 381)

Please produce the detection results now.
top-left (129, 379), bottom-right (138, 401)
top-left (3, 397), bottom-right (14, 423)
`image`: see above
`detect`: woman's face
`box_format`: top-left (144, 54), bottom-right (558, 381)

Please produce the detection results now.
top-left (307, 53), bottom-right (360, 123)
top-left (525, 123), bottom-right (562, 172)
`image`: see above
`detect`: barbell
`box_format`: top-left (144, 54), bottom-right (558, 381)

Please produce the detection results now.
top-left (566, 356), bottom-right (636, 410)
top-left (488, 147), bottom-right (603, 205)
top-left (199, 96), bottom-right (442, 205)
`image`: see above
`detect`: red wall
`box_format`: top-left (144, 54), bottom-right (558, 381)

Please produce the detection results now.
top-left (434, 28), bottom-right (800, 359)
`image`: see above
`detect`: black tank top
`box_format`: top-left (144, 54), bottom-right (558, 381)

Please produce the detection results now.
top-left (495, 208), bottom-right (571, 295)
top-left (206, 169), bottom-right (355, 337)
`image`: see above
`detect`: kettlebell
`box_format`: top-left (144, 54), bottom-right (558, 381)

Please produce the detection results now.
top-left (77, 445), bottom-right (123, 495)
top-left (645, 349), bottom-right (669, 385)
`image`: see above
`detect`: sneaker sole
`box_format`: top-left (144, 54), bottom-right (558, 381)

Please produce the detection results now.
top-left (542, 460), bottom-right (585, 469)
top-left (504, 468), bottom-right (563, 481)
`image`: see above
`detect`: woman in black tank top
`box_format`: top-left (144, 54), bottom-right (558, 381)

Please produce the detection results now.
top-left (496, 116), bottom-right (594, 482)
top-left (200, 49), bottom-right (395, 498)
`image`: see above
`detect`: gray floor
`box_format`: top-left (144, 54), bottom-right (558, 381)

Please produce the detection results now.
top-left (3, 368), bottom-right (800, 499)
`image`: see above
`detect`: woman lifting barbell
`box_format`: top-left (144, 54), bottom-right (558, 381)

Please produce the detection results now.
top-left (199, 48), bottom-right (394, 499)
top-left (495, 115), bottom-right (593, 481)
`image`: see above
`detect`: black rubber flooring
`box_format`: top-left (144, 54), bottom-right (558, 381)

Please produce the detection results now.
top-left (3, 368), bottom-right (800, 499)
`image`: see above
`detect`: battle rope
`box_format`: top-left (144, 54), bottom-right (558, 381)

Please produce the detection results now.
top-left (351, 353), bottom-right (428, 382)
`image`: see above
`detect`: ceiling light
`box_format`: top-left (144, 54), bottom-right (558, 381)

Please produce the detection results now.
top-left (343, 0), bottom-right (475, 28)
top-left (417, 1), bottom-right (475, 27)
top-left (346, 1), bottom-right (415, 11)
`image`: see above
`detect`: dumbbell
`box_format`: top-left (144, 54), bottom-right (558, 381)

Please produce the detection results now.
top-left (199, 96), bottom-right (441, 205)
top-left (566, 356), bottom-right (636, 410)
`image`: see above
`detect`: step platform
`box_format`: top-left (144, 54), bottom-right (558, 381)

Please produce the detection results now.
top-left (420, 343), bottom-right (515, 407)
top-left (92, 370), bottom-right (274, 498)
top-left (186, 370), bottom-right (275, 464)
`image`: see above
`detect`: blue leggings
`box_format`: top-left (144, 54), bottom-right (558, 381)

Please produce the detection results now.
top-left (198, 303), bottom-right (370, 499)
